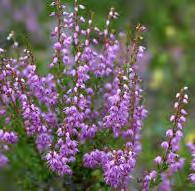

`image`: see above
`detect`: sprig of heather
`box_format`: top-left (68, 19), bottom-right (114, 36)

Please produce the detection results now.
top-left (50, 1), bottom-right (119, 76)
top-left (44, 0), bottom-right (120, 176)
top-left (0, 53), bottom-right (18, 167)
top-left (84, 24), bottom-right (147, 189)
top-left (20, 53), bottom-right (58, 106)
top-left (142, 87), bottom-right (189, 191)
top-left (0, 55), bottom-right (54, 154)
top-left (187, 142), bottom-right (195, 184)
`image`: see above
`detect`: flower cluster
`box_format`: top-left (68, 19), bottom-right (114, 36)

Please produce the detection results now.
top-left (187, 142), bottom-right (195, 184)
top-left (0, 0), bottom-right (192, 190)
top-left (0, 129), bottom-right (18, 167)
top-left (45, 0), bottom-right (122, 177)
top-left (83, 24), bottom-right (148, 189)
top-left (84, 149), bottom-right (136, 189)
top-left (142, 87), bottom-right (189, 190)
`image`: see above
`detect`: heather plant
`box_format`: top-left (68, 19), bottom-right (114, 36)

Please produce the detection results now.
top-left (0, 1), bottom-right (193, 190)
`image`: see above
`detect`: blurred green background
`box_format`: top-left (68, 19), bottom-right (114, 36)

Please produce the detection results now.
top-left (0, 0), bottom-right (195, 190)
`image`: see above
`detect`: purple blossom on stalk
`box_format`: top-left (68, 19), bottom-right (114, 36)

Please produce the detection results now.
top-left (19, 55), bottom-right (58, 106)
top-left (83, 149), bottom-right (135, 189)
top-left (0, 153), bottom-right (8, 168)
top-left (0, 131), bottom-right (18, 144)
top-left (103, 74), bottom-right (130, 137)
top-left (0, 58), bottom-right (56, 154)
top-left (44, 1), bottom-right (121, 176)
top-left (36, 133), bottom-right (53, 153)
top-left (45, 132), bottom-right (78, 176)
top-left (84, 24), bottom-right (147, 189)
top-left (187, 142), bottom-right (195, 184)
top-left (0, 63), bottom-right (19, 167)
top-left (45, 150), bottom-right (72, 176)
top-left (0, 129), bottom-right (18, 167)
top-left (142, 87), bottom-right (189, 190)
top-left (83, 150), bottom-right (107, 168)
top-left (158, 173), bottom-right (171, 191)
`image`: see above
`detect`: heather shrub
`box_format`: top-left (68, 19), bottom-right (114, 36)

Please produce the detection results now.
top-left (0, 1), bottom-right (194, 190)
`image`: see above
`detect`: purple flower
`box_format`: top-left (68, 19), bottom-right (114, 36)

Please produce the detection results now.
top-left (0, 153), bottom-right (8, 168)
top-left (187, 143), bottom-right (195, 184)
top-left (143, 87), bottom-right (189, 190)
